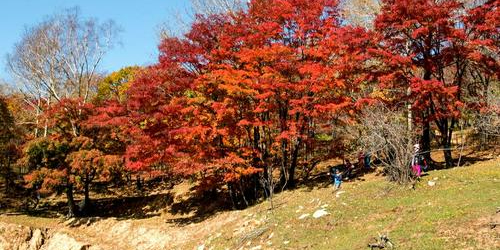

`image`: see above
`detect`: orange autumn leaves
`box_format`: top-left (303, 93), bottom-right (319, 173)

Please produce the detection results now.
top-left (21, 0), bottom-right (499, 196)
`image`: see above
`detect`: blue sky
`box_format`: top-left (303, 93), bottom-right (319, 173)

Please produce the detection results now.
top-left (0, 0), bottom-right (194, 82)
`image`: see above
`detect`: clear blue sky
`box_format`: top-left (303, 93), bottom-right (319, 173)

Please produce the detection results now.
top-left (0, 0), bottom-right (193, 82)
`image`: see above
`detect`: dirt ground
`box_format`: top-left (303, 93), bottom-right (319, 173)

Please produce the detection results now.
top-left (0, 145), bottom-right (498, 249)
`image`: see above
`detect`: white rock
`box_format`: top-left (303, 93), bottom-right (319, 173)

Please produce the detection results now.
top-left (197, 244), bottom-right (205, 250)
top-left (268, 232), bottom-right (274, 239)
top-left (298, 213), bottom-right (310, 220)
top-left (312, 209), bottom-right (329, 218)
top-left (295, 205), bottom-right (304, 213)
top-left (250, 245), bottom-right (262, 250)
top-left (27, 228), bottom-right (45, 250)
top-left (40, 232), bottom-right (93, 250)
top-left (335, 191), bottom-right (346, 198)
top-left (283, 241), bottom-right (290, 245)
top-left (428, 181), bottom-right (436, 186)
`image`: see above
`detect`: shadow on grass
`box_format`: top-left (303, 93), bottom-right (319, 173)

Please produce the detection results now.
top-left (4, 148), bottom-right (496, 226)
top-left (2, 186), bottom-right (236, 227)
top-left (298, 162), bottom-right (379, 192)
top-left (430, 150), bottom-right (496, 170)
top-left (91, 193), bottom-right (174, 219)
top-left (165, 193), bottom-right (233, 226)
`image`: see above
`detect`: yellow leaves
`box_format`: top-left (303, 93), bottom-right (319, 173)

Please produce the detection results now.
top-left (139, 119), bottom-right (148, 129)
top-left (96, 66), bottom-right (141, 103)
top-left (370, 88), bottom-right (395, 102)
top-left (184, 89), bottom-right (197, 98)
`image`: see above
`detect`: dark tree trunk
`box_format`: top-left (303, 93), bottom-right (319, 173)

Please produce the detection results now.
top-left (136, 174), bottom-right (143, 191)
top-left (126, 173), bottom-right (132, 183)
top-left (252, 127), bottom-right (266, 198)
top-left (443, 143), bottom-right (453, 168)
top-left (421, 71), bottom-right (433, 164)
top-left (66, 184), bottom-right (77, 218)
top-left (421, 118), bottom-right (432, 163)
top-left (288, 141), bottom-right (301, 188)
top-left (84, 174), bottom-right (91, 202)
top-left (80, 175), bottom-right (92, 215)
top-left (278, 101), bottom-right (289, 189)
top-left (252, 174), bottom-right (259, 201)
top-left (3, 157), bottom-right (12, 194)
top-left (437, 118), bottom-right (454, 168)
top-left (279, 140), bottom-right (289, 189)
top-left (228, 183), bottom-right (237, 209)
top-left (2, 173), bottom-right (8, 194)
top-left (238, 179), bottom-right (249, 207)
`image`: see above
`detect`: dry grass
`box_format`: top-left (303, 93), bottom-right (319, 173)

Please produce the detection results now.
top-left (0, 156), bottom-right (498, 250)
top-left (206, 158), bottom-right (500, 250)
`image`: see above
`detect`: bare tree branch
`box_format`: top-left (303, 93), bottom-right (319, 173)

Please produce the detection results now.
top-left (6, 7), bottom-right (120, 137)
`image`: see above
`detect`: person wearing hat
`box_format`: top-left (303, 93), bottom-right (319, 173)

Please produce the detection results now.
top-left (411, 143), bottom-right (427, 177)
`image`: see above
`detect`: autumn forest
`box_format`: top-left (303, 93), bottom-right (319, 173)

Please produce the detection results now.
top-left (0, 0), bottom-right (498, 221)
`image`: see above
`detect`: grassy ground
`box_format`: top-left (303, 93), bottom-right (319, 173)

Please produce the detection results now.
top-left (206, 158), bottom-right (500, 250)
top-left (0, 157), bottom-right (498, 250)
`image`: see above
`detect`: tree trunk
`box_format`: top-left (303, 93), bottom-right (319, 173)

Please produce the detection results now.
top-left (421, 71), bottom-right (432, 164)
top-left (443, 143), bottom-right (453, 168)
top-left (4, 157), bottom-right (12, 194)
top-left (80, 174), bottom-right (92, 215)
top-left (238, 179), bottom-right (249, 208)
top-left (136, 174), bottom-right (143, 191)
top-left (288, 141), bottom-right (301, 188)
top-left (421, 118), bottom-right (432, 163)
top-left (44, 97), bottom-right (50, 137)
top-left (279, 140), bottom-right (289, 189)
top-left (437, 119), bottom-right (454, 168)
top-left (407, 87), bottom-right (412, 131)
top-left (278, 101), bottom-right (289, 189)
top-left (66, 184), bottom-right (77, 218)
top-left (85, 175), bottom-right (91, 202)
top-left (2, 170), bottom-right (7, 194)
top-left (228, 183), bottom-right (237, 209)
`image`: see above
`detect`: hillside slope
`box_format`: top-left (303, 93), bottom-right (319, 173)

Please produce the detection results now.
top-left (1, 158), bottom-right (499, 250)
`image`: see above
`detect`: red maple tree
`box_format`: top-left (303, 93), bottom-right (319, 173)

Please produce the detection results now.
top-left (121, 0), bottom-right (372, 205)
top-left (23, 98), bottom-right (125, 216)
top-left (373, 0), bottom-right (499, 167)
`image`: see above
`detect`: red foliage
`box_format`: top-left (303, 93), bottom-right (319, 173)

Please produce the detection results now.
top-left (118, 0), bottom-right (375, 191)
top-left (372, 0), bottom-right (499, 166)
top-left (25, 0), bottom-right (495, 194)
top-left (23, 98), bottom-right (126, 202)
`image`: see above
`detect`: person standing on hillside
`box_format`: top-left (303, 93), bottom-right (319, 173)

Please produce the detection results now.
top-left (328, 167), bottom-right (342, 191)
top-left (344, 159), bottom-right (355, 180)
top-left (364, 152), bottom-right (371, 170)
top-left (333, 168), bottom-right (342, 191)
top-left (411, 144), bottom-right (427, 178)
top-left (358, 151), bottom-right (365, 169)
